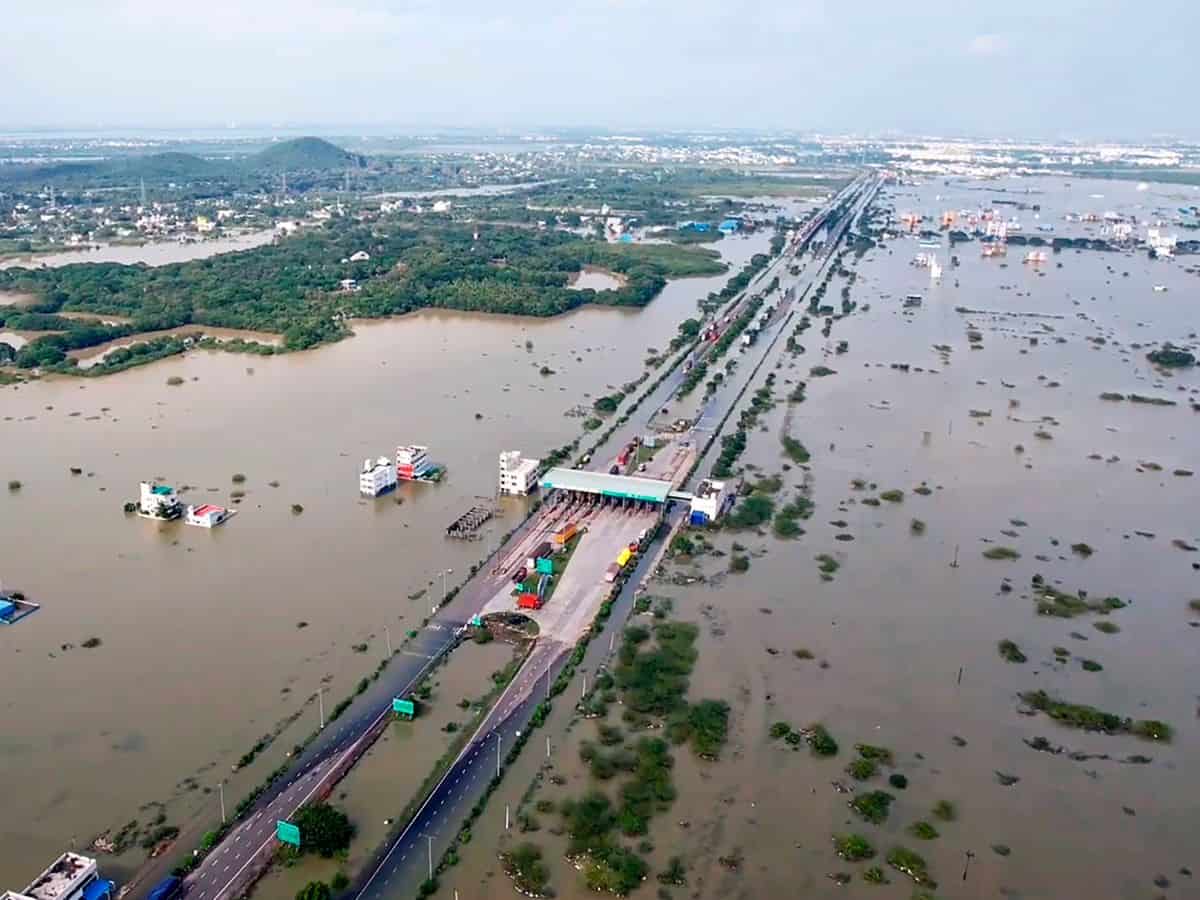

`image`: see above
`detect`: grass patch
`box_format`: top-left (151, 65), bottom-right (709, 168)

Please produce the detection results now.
top-left (727, 492), bottom-right (775, 529)
top-left (850, 791), bottom-right (894, 825)
top-left (846, 757), bottom-right (878, 780)
top-left (855, 744), bottom-right (894, 766)
top-left (1020, 690), bottom-right (1172, 741)
top-left (982, 546), bottom-right (1020, 560)
top-left (781, 435), bottom-right (811, 464)
top-left (816, 553), bottom-right (839, 575)
top-left (886, 846), bottom-right (935, 887)
top-left (931, 800), bottom-right (957, 822)
top-left (834, 834), bottom-right (876, 861)
top-left (807, 724), bottom-right (839, 757)
top-left (910, 518), bottom-right (926, 535)
top-left (1035, 587), bottom-right (1126, 618)
top-left (879, 489), bottom-right (904, 503)
top-left (908, 821), bottom-right (939, 840)
top-left (997, 639), bottom-right (1027, 664)
top-left (1093, 620), bottom-right (1120, 634)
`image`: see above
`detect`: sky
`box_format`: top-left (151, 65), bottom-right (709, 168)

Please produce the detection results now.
top-left (2, 0), bottom-right (1197, 138)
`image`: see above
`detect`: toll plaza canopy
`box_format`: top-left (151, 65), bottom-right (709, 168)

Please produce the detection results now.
top-left (539, 467), bottom-right (673, 505)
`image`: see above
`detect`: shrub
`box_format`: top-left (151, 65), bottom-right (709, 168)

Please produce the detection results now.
top-left (908, 821), bottom-right (939, 840)
top-left (807, 724), bottom-right (839, 757)
top-left (834, 833), bottom-right (876, 861)
top-left (846, 757), bottom-right (878, 780)
top-left (888, 773), bottom-right (908, 790)
top-left (931, 800), bottom-right (957, 822)
top-left (983, 546), bottom-right (1020, 560)
top-left (850, 791), bottom-right (894, 824)
top-left (997, 639), bottom-right (1027, 663)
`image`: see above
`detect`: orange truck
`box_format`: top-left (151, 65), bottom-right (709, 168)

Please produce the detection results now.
top-left (553, 522), bottom-right (577, 545)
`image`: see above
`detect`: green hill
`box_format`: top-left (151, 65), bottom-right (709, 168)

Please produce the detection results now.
top-left (252, 137), bottom-right (364, 171)
top-left (0, 152), bottom-right (223, 188)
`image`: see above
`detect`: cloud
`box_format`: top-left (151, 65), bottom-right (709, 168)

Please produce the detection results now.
top-left (967, 33), bottom-right (1008, 56)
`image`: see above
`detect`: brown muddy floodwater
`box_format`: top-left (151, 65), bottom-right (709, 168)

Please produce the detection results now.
top-left (0, 231), bottom-right (277, 271)
top-left (442, 177), bottom-right (1199, 900)
top-left (0, 230), bottom-right (771, 887)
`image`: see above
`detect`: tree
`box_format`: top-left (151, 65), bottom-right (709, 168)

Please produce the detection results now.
top-left (295, 883), bottom-right (331, 900)
top-left (293, 803), bottom-right (355, 857)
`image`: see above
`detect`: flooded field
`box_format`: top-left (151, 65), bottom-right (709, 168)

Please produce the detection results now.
top-left (0, 230), bottom-right (771, 886)
top-left (568, 266), bottom-right (627, 291)
top-left (437, 177), bottom-right (1199, 900)
top-left (0, 231), bottom-right (277, 270)
top-left (249, 636), bottom-right (518, 900)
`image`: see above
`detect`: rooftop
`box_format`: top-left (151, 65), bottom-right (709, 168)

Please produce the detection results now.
top-left (190, 505), bottom-right (225, 516)
top-left (21, 853), bottom-right (96, 900)
top-left (539, 467), bottom-right (671, 504)
top-left (151, 485), bottom-right (174, 495)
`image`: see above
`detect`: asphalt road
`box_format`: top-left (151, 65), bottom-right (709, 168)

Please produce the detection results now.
top-left (179, 175), bottom-right (877, 900)
top-left (351, 538), bottom-right (667, 900)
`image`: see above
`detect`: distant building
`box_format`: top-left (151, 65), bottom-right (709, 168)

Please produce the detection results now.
top-left (499, 450), bottom-right (540, 496)
top-left (718, 218), bottom-right (740, 235)
top-left (431, 200), bottom-right (452, 213)
top-left (276, 220), bottom-right (300, 235)
top-left (349, 250), bottom-right (371, 262)
top-left (194, 215), bottom-right (215, 234)
top-left (339, 278), bottom-right (359, 292)
top-left (138, 481), bottom-right (182, 519)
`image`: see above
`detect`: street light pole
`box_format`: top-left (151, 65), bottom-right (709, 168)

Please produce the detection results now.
top-left (496, 732), bottom-right (502, 778)
top-left (385, 625), bottom-right (392, 656)
top-left (219, 781), bottom-right (226, 824)
top-left (316, 688), bottom-right (325, 729)
top-left (427, 835), bottom-right (434, 881)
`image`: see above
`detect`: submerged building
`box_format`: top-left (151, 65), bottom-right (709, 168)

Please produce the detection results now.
top-left (3, 852), bottom-right (111, 900)
top-left (498, 450), bottom-right (540, 496)
top-left (360, 456), bottom-right (398, 497)
top-left (138, 482), bottom-right (182, 520)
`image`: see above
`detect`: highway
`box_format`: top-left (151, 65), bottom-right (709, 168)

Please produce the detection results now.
top-left (176, 173), bottom-right (878, 900)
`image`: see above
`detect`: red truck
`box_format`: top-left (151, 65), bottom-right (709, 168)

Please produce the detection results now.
top-left (517, 592), bottom-right (542, 610)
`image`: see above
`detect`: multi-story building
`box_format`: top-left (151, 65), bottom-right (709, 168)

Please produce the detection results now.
top-left (359, 456), bottom-right (398, 497)
top-left (499, 450), bottom-right (540, 496)
top-left (138, 481), bottom-right (182, 519)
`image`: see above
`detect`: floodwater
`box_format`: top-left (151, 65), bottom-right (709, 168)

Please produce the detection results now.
top-left (436, 176), bottom-right (1199, 900)
top-left (0, 230), bottom-right (276, 271)
top-left (568, 266), bottom-right (626, 291)
top-left (0, 229), bottom-right (771, 887)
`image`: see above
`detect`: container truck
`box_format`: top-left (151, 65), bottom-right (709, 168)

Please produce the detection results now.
top-left (553, 523), bottom-right (577, 545)
top-left (517, 592), bottom-right (542, 610)
top-left (526, 541), bottom-right (552, 570)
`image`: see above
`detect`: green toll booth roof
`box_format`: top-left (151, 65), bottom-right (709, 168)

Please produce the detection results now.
top-left (539, 468), bottom-right (672, 504)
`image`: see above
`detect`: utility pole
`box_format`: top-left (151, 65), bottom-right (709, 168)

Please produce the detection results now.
top-left (316, 688), bottom-right (325, 729)
top-left (219, 781), bottom-right (226, 824)
top-left (385, 625), bottom-right (392, 656)
top-left (505, 804), bottom-right (510, 830)
top-left (546, 736), bottom-right (551, 759)
top-left (581, 672), bottom-right (587, 700)
top-left (496, 733), bottom-right (502, 778)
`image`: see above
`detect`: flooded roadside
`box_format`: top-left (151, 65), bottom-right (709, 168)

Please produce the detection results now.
top-left (424, 176), bottom-right (1198, 900)
top-left (0, 229), bottom-right (771, 887)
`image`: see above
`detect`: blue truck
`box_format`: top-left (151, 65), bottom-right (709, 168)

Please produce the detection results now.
top-left (147, 876), bottom-right (182, 900)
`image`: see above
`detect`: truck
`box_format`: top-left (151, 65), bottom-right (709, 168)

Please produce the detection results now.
top-left (526, 542), bottom-right (552, 570)
top-left (553, 522), bottom-right (577, 545)
top-left (517, 592), bottom-right (541, 610)
top-left (616, 547), bottom-right (633, 568)
top-left (147, 877), bottom-right (182, 900)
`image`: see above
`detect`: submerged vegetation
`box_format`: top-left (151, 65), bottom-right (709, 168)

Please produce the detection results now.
top-left (1020, 690), bottom-right (1172, 741)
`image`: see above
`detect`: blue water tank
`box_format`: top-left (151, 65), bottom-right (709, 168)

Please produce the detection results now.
top-left (689, 510), bottom-right (709, 526)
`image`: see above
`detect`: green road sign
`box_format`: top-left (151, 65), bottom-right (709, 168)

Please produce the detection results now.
top-left (393, 697), bottom-right (415, 719)
top-left (469, 615), bottom-right (482, 627)
top-left (276, 820), bottom-right (300, 847)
